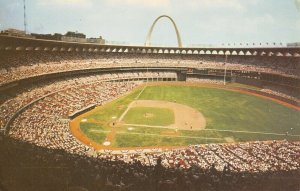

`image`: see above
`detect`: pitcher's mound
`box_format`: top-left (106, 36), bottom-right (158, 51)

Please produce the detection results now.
top-left (144, 113), bottom-right (154, 118)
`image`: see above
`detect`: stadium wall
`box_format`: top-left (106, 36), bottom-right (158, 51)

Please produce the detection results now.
top-left (1, 35), bottom-right (300, 56)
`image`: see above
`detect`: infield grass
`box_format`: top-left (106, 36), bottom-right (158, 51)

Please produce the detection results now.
top-left (123, 107), bottom-right (175, 126)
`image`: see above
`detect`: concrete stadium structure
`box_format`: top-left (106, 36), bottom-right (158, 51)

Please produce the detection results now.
top-left (1, 34), bottom-right (300, 134)
top-left (1, 33), bottom-right (300, 191)
top-left (1, 35), bottom-right (300, 56)
top-left (1, 35), bottom-right (300, 101)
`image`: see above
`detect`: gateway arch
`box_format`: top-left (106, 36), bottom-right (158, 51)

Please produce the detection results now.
top-left (145, 15), bottom-right (183, 48)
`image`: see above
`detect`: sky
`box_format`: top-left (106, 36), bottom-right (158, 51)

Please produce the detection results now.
top-left (0, 0), bottom-right (300, 47)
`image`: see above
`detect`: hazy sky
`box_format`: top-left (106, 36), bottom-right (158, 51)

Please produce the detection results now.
top-left (0, 0), bottom-right (299, 46)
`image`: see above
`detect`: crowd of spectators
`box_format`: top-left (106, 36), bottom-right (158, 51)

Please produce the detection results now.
top-left (3, 75), bottom-right (299, 175)
top-left (1, 51), bottom-right (300, 191)
top-left (0, 51), bottom-right (299, 86)
top-left (8, 80), bottom-right (138, 152)
top-left (95, 141), bottom-right (300, 173)
top-left (0, 71), bottom-right (177, 130)
top-left (261, 88), bottom-right (300, 102)
top-left (1, 134), bottom-right (299, 191)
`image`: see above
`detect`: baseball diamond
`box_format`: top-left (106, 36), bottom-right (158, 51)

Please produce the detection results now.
top-left (1, 4), bottom-right (300, 190)
top-left (69, 83), bottom-right (300, 150)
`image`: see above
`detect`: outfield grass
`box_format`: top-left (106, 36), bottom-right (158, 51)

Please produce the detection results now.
top-left (80, 84), bottom-right (300, 148)
top-left (123, 107), bottom-right (175, 126)
top-left (139, 86), bottom-right (300, 134)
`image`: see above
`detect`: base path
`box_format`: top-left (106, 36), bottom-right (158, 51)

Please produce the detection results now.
top-left (120, 100), bottom-right (206, 130)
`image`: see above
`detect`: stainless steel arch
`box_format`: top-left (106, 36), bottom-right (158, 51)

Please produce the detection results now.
top-left (145, 15), bottom-right (183, 48)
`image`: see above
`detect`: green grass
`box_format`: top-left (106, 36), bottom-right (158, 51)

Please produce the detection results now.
top-left (86, 88), bottom-right (141, 122)
top-left (123, 107), bottom-right (174, 126)
top-left (118, 125), bottom-right (167, 134)
top-left (80, 85), bottom-right (300, 148)
top-left (139, 86), bottom-right (300, 134)
top-left (80, 123), bottom-right (108, 143)
top-left (113, 133), bottom-right (224, 147)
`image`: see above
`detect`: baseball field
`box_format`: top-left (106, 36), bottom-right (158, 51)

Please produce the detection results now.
top-left (70, 83), bottom-right (300, 149)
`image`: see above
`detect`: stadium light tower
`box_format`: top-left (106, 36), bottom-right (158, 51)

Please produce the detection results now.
top-left (223, 54), bottom-right (228, 85)
top-left (23, 0), bottom-right (27, 34)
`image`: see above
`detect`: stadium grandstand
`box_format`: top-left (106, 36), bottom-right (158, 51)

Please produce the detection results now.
top-left (1, 1), bottom-right (300, 191)
top-left (1, 31), bottom-right (300, 191)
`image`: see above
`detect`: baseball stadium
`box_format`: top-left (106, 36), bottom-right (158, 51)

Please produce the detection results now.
top-left (1, 1), bottom-right (300, 191)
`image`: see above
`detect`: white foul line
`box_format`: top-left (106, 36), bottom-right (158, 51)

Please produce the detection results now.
top-left (118, 86), bottom-right (147, 122)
